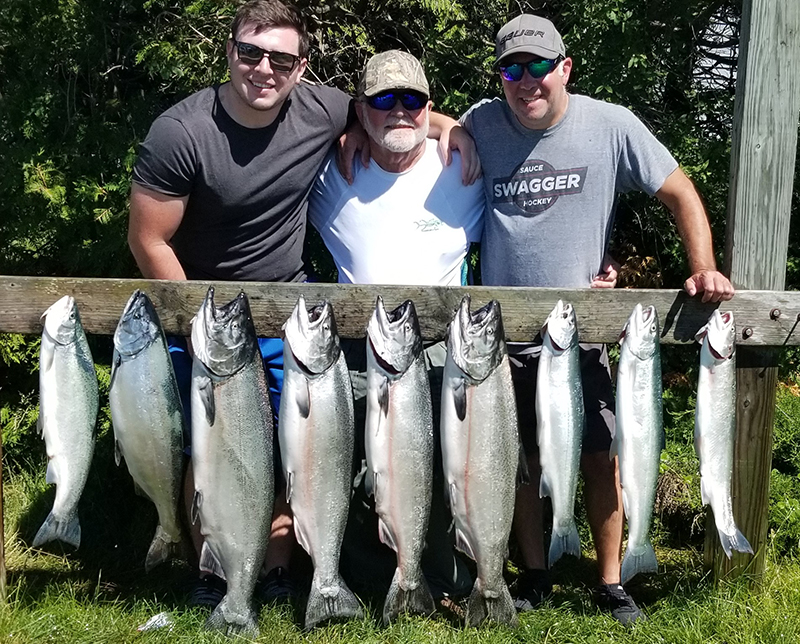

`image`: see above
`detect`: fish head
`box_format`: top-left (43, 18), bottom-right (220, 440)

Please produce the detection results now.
top-left (41, 295), bottom-right (82, 345)
top-left (114, 290), bottom-right (161, 357)
top-left (619, 303), bottom-right (659, 360)
top-left (284, 295), bottom-right (340, 375)
top-left (696, 309), bottom-right (735, 361)
top-left (367, 297), bottom-right (423, 375)
top-left (449, 296), bottom-right (505, 382)
top-left (542, 300), bottom-right (578, 353)
top-left (191, 287), bottom-right (257, 377)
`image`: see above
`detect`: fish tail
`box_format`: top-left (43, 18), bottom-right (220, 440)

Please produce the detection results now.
top-left (382, 567), bottom-right (436, 626)
top-left (548, 521), bottom-right (581, 567)
top-left (144, 524), bottom-right (181, 572)
top-left (205, 593), bottom-right (259, 638)
top-left (465, 578), bottom-right (518, 628)
top-left (32, 511), bottom-right (81, 549)
top-left (718, 527), bottom-right (754, 559)
top-left (620, 540), bottom-right (658, 584)
top-left (304, 574), bottom-right (363, 630)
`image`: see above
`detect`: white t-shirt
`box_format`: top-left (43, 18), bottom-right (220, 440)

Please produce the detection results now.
top-left (308, 139), bottom-right (484, 286)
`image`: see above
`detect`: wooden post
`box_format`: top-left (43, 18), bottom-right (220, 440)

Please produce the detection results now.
top-left (709, 0), bottom-right (800, 579)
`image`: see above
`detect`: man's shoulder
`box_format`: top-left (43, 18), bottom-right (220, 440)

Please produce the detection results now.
top-left (461, 97), bottom-right (505, 123)
top-left (157, 86), bottom-right (217, 124)
top-left (570, 94), bottom-right (642, 126)
top-left (291, 82), bottom-right (351, 115)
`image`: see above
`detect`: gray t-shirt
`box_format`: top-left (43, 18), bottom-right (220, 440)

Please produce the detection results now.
top-left (461, 94), bottom-right (678, 287)
top-left (132, 83), bottom-right (351, 282)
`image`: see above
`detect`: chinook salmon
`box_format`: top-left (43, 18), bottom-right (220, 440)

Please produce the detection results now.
top-left (35, 295), bottom-right (98, 549)
top-left (190, 288), bottom-right (274, 637)
top-left (441, 296), bottom-right (518, 628)
top-left (365, 297), bottom-right (435, 625)
top-left (537, 300), bottom-right (583, 567)
top-left (279, 296), bottom-right (362, 630)
top-left (109, 290), bottom-right (185, 572)
top-left (614, 304), bottom-right (662, 583)
top-left (695, 310), bottom-right (753, 558)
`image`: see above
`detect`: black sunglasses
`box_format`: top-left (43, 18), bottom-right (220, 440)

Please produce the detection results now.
top-left (365, 91), bottom-right (428, 111)
top-left (499, 56), bottom-right (563, 82)
top-left (232, 39), bottom-right (300, 73)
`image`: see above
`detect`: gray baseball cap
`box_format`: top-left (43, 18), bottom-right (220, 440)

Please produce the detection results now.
top-left (496, 15), bottom-right (565, 63)
top-left (358, 50), bottom-right (429, 98)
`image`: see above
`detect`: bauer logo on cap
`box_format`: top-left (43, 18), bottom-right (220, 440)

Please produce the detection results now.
top-left (496, 15), bottom-right (566, 63)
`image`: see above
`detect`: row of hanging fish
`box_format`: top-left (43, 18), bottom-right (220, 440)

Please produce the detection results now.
top-left (35, 290), bottom-right (752, 634)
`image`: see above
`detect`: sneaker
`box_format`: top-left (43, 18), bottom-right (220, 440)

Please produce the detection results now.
top-left (594, 583), bottom-right (645, 626)
top-left (189, 575), bottom-right (226, 609)
top-left (257, 566), bottom-right (295, 605)
top-left (513, 568), bottom-right (552, 612)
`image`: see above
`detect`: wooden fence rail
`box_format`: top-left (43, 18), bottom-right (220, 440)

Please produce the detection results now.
top-left (3, 275), bottom-right (800, 345)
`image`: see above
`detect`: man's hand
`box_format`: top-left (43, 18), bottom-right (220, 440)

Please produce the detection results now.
top-left (591, 254), bottom-right (621, 289)
top-left (336, 121), bottom-right (370, 184)
top-left (684, 270), bottom-right (735, 303)
top-left (437, 124), bottom-right (481, 185)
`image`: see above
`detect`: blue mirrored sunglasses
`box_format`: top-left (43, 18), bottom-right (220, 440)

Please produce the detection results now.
top-left (499, 57), bottom-right (563, 82)
top-left (365, 91), bottom-right (428, 111)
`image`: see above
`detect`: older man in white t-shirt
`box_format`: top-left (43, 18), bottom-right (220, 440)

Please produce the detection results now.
top-left (308, 50), bottom-right (483, 602)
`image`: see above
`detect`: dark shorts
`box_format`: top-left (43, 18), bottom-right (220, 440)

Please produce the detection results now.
top-left (509, 342), bottom-right (615, 455)
top-left (168, 335), bottom-right (285, 485)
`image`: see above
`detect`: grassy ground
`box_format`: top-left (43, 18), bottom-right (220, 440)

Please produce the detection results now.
top-left (3, 463), bottom-right (800, 644)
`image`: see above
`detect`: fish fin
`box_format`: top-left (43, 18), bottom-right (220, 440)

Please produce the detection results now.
top-left (296, 381), bottom-right (310, 419)
top-left (454, 528), bottom-right (476, 561)
top-left (114, 439), bottom-right (123, 467)
top-left (453, 379), bottom-right (467, 422)
top-left (382, 567), bottom-right (435, 626)
top-left (294, 516), bottom-right (312, 555)
top-left (285, 471), bottom-right (293, 503)
top-left (700, 477), bottom-right (711, 507)
top-left (36, 410), bottom-right (43, 436)
top-left (516, 442), bottom-right (531, 487)
top-left (465, 578), bottom-right (518, 628)
top-left (198, 376), bottom-right (215, 426)
top-left (538, 472), bottom-right (552, 499)
top-left (305, 574), bottom-right (363, 630)
top-left (45, 459), bottom-right (57, 485)
top-left (190, 489), bottom-right (202, 526)
top-left (199, 542), bottom-right (226, 581)
top-left (378, 518), bottom-right (397, 552)
top-left (377, 376), bottom-right (389, 416)
top-left (206, 594), bottom-right (258, 638)
top-left (717, 527), bottom-right (753, 559)
top-left (144, 524), bottom-right (180, 572)
top-left (445, 481), bottom-right (455, 511)
top-left (364, 468), bottom-right (376, 498)
top-left (608, 434), bottom-right (619, 460)
top-left (548, 522), bottom-right (581, 567)
top-left (41, 346), bottom-right (54, 373)
top-left (132, 480), bottom-right (148, 498)
top-left (109, 352), bottom-right (121, 391)
top-left (621, 487), bottom-right (630, 519)
top-left (33, 511), bottom-right (80, 549)
top-left (620, 539), bottom-right (658, 584)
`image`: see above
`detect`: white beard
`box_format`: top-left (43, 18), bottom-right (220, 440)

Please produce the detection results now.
top-left (364, 114), bottom-right (429, 153)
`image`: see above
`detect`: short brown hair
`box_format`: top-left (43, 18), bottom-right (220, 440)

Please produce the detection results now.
top-left (230, 0), bottom-right (309, 59)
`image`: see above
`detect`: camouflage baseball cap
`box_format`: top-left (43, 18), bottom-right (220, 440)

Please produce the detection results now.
top-left (358, 50), bottom-right (429, 98)
top-left (496, 15), bottom-right (565, 63)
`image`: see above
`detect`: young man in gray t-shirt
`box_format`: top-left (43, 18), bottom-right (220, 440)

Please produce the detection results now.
top-left (461, 14), bottom-right (734, 626)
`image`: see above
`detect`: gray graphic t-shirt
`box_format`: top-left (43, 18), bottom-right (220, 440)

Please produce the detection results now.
top-left (461, 94), bottom-right (678, 287)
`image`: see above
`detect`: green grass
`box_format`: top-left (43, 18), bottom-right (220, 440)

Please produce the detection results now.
top-left (4, 462), bottom-right (800, 644)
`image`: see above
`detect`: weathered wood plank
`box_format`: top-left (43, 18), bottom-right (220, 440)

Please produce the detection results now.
top-left (707, 0), bottom-right (800, 580)
top-left (1, 275), bottom-right (800, 344)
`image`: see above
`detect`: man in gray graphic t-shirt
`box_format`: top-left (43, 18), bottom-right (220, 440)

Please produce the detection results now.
top-left (461, 14), bottom-right (734, 626)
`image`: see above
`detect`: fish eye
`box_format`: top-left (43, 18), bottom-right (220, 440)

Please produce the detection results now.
top-left (561, 311), bottom-right (568, 319)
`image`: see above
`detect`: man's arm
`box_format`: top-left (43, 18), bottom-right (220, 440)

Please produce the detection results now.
top-left (655, 168), bottom-right (734, 303)
top-left (128, 183), bottom-right (189, 280)
top-left (428, 112), bottom-right (481, 185)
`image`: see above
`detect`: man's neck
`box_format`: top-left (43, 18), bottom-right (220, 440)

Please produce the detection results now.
top-left (371, 141), bottom-right (427, 173)
top-left (218, 83), bottom-right (283, 129)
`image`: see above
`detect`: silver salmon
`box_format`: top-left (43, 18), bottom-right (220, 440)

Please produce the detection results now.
top-left (614, 303), bottom-right (662, 583)
top-left (365, 297), bottom-right (435, 625)
top-left (440, 296), bottom-right (518, 628)
top-left (695, 310), bottom-right (753, 558)
top-left (35, 295), bottom-right (98, 549)
top-left (279, 296), bottom-right (362, 630)
top-left (190, 288), bottom-right (274, 637)
top-left (109, 290), bottom-right (185, 571)
top-left (537, 300), bottom-right (583, 567)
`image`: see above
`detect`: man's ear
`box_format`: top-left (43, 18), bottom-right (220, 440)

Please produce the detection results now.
top-left (294, 57), bottom-right (308, 84)
top-left (560, 57), bottom-right (573, 83)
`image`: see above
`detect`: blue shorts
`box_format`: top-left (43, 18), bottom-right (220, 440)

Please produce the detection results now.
top-left (168, 335), bottom-right (284, 448)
